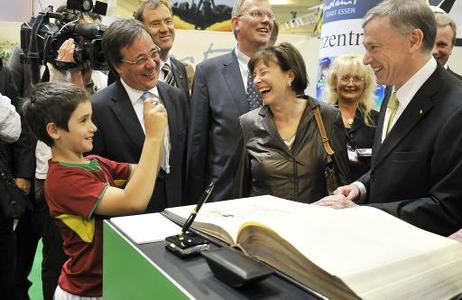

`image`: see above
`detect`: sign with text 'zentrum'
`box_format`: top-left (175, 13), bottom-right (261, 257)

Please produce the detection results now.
top-left (317, 0), bottom-right (382, 104)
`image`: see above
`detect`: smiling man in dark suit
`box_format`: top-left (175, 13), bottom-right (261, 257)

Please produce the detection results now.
top-left (91, 19), bottom-right (188, 212)
top-left (315, 0), bottom-right (462, 237)
top-left (432, 11), bottom-right (462, 80)
top-left (187, 0), bottom-right (274, 202)
top-left (134, 0), bottom-right (190, 98)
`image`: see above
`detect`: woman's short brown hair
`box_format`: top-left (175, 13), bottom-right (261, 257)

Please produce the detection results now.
top-left (248, 42), bottom-right (308, 95)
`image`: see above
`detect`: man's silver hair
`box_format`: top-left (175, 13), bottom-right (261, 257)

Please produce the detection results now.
top-left (232, 0), bottom-right (249, 18)
top-left (363, 0), bottom-right (437, 52)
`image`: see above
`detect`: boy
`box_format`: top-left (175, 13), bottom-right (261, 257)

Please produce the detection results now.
top-left (22, 81), bottom-right (167, 299)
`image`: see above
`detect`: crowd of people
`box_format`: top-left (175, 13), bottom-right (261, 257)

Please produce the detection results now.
top-left (0, 0), bottom-right (461, 299)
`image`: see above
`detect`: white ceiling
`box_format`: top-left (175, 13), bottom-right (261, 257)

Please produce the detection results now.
top-left (271, 0), bottom-right (323, 34)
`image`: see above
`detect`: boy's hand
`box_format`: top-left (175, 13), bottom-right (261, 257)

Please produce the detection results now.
top-left (143, 97), bottom-right (167, 140)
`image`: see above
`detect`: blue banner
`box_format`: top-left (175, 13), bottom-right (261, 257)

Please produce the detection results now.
top-left (317, 0), bottom-right (383, 105)
top-left (323, 0), bottom-right (373, 24)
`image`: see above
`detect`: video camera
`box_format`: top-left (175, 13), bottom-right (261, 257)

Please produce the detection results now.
top-left (20, 0), bottom-right (108, 83)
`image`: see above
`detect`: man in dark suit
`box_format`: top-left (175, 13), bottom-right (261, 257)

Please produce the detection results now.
top-left (92, 19), bottom-right (188, 212)
top-left (432, 11), bottom-right (462, 80)
top-left (187, 0), bottom-right (274, 202)
top-left (134, 0), bottom-right (190, 98)
top-left (315, 0), bottom-right (462, 237)
top-left (0, 60), bottom-right (35, 300)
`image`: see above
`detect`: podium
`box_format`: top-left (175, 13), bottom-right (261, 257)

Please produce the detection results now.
top-left (103, 220), bottom-right (322, 299)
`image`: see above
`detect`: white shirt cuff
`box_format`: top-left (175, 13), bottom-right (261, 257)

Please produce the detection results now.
top-left (352, 181), bottom-right (367, 202)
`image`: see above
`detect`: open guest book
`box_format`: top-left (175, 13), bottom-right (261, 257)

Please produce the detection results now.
top-left (162, 195), bottom-right (462, 300)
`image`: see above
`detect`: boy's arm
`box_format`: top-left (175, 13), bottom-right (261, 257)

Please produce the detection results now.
top-left (127, 164), bottom-right (136, 180)
top-left (95, 98), bottom-right (167, 216)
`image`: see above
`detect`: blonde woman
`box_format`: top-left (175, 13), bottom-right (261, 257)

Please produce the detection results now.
top-left (324, 54), bottom-right (378, 180)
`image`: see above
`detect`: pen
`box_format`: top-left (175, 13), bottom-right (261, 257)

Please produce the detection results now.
top-left (180, 182), bottom-right (214, 235)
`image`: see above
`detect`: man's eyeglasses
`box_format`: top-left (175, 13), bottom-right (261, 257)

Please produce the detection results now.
top-left (339, 75), bottom-right (364, 84)
top-left (240, 10), bottom-right (275, 22)
top-left (120, 47), bottom-right (161, 66)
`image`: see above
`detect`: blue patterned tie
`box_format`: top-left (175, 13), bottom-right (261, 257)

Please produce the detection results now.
top-left (246, 72), bottom-right (262, 110)
top-left (140, 91), bottom-right (170, 173)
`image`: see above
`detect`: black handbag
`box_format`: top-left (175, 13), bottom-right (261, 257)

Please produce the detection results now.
top-left (313, 105), bottom-right (339, 195)
top-left (0, 160), bottom-right (31, 219)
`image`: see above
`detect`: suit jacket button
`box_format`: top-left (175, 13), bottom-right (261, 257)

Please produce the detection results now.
top-left (370, 174), bottom-right (375, 182)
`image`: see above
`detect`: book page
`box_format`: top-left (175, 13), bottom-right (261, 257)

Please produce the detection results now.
top-left (111, 213), bottom-right (181, 244)
top-left (233, 201), bottom-right (462, 298)
top-left (251, 204), bottom-right (460, 276)
top-left (165, 195), bottom-right (311, 243)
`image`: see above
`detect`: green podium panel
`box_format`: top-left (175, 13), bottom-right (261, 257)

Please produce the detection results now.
top-left (103, 221), bottom-right (189, 300)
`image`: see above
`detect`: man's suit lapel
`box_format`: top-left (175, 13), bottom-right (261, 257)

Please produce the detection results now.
top-left (372, 69), bottom-right (439, 169)
top-left (171, 58), bottom-right (187, 90)
top-left (222, 52), bottom-right (248, 114)
top-left (157, 82), bottom-right (178, 143)
top-left (109, 81), bottom-right (145, 151)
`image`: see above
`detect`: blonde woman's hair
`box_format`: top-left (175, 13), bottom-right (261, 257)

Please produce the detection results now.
top-left (324, 54), bottom-right (377, 126)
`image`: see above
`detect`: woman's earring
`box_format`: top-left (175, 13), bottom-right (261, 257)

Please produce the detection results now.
top-left (287, 81), bottom-right (292, 87)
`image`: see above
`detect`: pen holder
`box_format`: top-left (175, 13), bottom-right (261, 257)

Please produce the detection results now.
top-left (165, 231), bottom-right (210, 258)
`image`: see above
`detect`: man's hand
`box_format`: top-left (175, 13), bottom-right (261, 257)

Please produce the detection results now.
top-left (313, 194), bottom-right (357, 209)
top-left (56, 38), bottom-right (76, 63)
top-left (334, 184), bottom-right (360, 201)
top-left (448, 229), bottom-right (462, 242)
top-left (15, 178), bottom-right (31, 195)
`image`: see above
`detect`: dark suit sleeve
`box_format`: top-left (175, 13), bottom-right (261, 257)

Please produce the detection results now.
top-left (367, 107), bottom-right (462, 235)
top-left (172, 58), bottom-right (190, 100)
top-left (177, 88), bottom-right (190, 204)
top-left (7, 48), bottom-right (25, 97)
top-left (187, 63), bottom-right (210, 202)
top-left (231, 118), bottom-right (250, 198)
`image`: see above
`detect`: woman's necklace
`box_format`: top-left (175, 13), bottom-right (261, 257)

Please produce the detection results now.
top-left (345, 117), bottom-right (354, 126)
top-left (340, 103), bottom-right (358, 127)
top-left (341, 111), bottom-right (355, 127)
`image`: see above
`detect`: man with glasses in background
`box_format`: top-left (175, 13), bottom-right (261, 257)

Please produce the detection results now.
top-left (91, 19), bottom-right (189, 212)
top-left (134, 0), bottom-right (191, 99)
top-left (188, 0), bottom-right (274, 203)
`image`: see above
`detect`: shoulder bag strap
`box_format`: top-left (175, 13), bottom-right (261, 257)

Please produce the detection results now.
top-left (313, 106), bottom-right (335, 157)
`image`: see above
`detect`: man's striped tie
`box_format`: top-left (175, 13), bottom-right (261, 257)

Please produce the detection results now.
top-left (162, 63), bottom-right (176, 87)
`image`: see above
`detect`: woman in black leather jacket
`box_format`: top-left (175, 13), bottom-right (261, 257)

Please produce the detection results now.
top-left (233, 43), bottom-right (350, 203)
